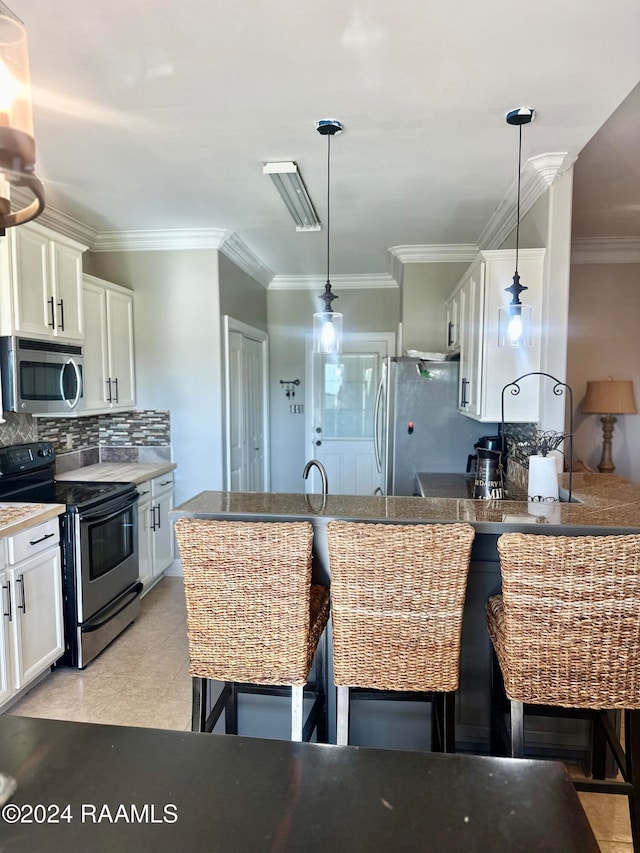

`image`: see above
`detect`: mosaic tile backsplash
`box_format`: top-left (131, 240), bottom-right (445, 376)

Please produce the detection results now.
top-left (0, 410), bottom-right (172, 469)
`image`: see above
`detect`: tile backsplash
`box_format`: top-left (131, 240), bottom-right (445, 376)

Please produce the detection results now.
top-left (0, 410), bottom-right (172, 472)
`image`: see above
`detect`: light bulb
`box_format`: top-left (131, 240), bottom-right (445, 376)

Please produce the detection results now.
top-left (506, 311), bottom-right (523, 345)
top-left (0, 58), bottom-right (21, 120)
top-left (320, 318), bottom-right (336, 350)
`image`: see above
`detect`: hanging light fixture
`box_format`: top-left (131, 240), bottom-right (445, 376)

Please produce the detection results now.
top-left (313, 118), bottom-right (343, 354)
top-left (498, 107), bottom-right (534, 348)
top-left (0, 5), bottom-right (45, 234)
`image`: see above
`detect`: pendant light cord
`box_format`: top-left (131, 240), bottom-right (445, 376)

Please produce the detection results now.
top-left (326, 133), bottom-right (331, 285)
top-left (515, 123), bottom-right (522, 275)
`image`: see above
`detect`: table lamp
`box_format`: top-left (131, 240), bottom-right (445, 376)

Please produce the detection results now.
top-left (581, 377), bottom-right (637, 473)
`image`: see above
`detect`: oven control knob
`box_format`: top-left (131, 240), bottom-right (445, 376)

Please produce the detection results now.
top-left (38, 447), bottom-right (52, 457)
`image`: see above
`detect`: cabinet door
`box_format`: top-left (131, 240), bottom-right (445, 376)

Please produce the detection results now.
top-left (152, 489), bottom-right (174, 577)
top-left (445, 292), bottom-right (459, 351)
top-left (464, 264), bottom-right (484, 418)
top-left (137, 496), bottom-right (153, 590)
top-left (10, 227), bottom-right (52, 337)
top-left (82, 281), bottom-right (109, 410)
top-left (106, 289), bottom-right (136, 409)
top-left (458, 262), bottom-right (484, 416)
top-left (0, 569), bottom-right (13, 707)
top-left (50, 241), bottom-right (84, 340)
top-left (10, 548), bottom-right (64, 689)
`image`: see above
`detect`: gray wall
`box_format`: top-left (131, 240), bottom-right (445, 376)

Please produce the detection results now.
top-left (218, 252), bottom-right (268, 331)
top-left (85, 249), bottom-right (224, 506)
top-left (402, 262), bottom-right (469, 352)
top-left (267, 286), bottom-right (400, 493)
top-left (567, 262), bottom-right (640, 481)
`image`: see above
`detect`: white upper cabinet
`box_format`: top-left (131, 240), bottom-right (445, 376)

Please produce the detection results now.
top-left (446, 249), bottom-right (545, 423)
top-left (0, 222), bottom-right (86, 342)
top-left (83, 274), bottom-right (136, 413)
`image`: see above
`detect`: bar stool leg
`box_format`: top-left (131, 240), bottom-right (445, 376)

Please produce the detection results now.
top-left (192, 677), bottom-right (207, 733)
top-left (510, 700), bottom-right (525, 758)
top-left (443, 691), bottom-right (456, 753)
top-left (591, 711), bottom-right (607, 780)
top-left (224, 682), bottom-right (238, 735)
top-left (315, 632), bottom-right (328, 744)
top-left (337, 686), bottom-right (350, 746)
top-left (291, 685), bottom-right (304, 742)
top-left (625, 709), bottom-right (640, 851)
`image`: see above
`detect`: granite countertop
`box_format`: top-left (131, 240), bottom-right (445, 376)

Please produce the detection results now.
top-left (56, 462), bottom-right (176, 486)
top-left (171, 472), bottom-right (640, 534)
top-left (0, 502), bottom-right (66, 537)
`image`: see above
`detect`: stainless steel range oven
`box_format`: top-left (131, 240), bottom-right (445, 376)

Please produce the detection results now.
top-left (0, 442), bottom-right (141, 668)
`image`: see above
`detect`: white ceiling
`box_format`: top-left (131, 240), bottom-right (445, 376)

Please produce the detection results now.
top-left (12, 0), bottom-right (640, 279)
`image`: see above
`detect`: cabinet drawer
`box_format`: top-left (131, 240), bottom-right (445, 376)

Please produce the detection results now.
top-left (151, 472), bottom-right (174, 497)
top-left (7, 518), bottom-right (60, 565)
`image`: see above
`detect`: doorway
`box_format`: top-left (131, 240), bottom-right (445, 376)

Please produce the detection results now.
top-left (223, 316), bottom-right (270, 492)
top-left (305, 333), bottom-right (395, 495)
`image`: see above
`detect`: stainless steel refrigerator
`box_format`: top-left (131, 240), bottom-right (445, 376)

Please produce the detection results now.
top-left (374, 357), bottom-right (498, 496)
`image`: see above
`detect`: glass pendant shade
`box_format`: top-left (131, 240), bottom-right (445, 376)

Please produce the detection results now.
top-left (0, 14), bottom-right (35, 170)
top-left (313, 311), bottom-right (343, 354)
top-left (498, 302), bottom-right (531, 347)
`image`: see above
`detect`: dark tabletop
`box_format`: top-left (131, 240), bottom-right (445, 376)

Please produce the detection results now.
top-left (0, 715), bottom-right (598, 852)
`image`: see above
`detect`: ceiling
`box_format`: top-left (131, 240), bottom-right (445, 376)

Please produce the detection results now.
top-left (11, 0), bottom-right (640, 280)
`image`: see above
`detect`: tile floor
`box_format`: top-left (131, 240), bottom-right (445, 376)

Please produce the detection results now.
top-left (5, 576), bottom-right (635, 851)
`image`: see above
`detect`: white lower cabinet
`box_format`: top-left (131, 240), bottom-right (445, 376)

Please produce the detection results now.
top-left (138, 473), bottom-right (175, 593)
top-left (0, 518), bottom-right (64, 710)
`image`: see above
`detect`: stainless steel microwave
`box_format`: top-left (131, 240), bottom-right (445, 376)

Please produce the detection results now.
top-left (0, 336), bottom-right (84, 414)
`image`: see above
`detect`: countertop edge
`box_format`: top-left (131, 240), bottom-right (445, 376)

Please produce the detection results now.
top-left (0, 503), bottom-right (66, 538)
top-left (56, 462), bottom-right (177, 485)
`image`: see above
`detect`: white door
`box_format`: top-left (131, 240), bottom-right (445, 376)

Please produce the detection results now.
top-left (224, 317), bottom-right (269, 492)
top-left (307, 333), bottom-right (395, 496)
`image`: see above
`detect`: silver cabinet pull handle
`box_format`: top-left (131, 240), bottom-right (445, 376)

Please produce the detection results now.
top-left (1, 582), bottom-right (11, 622)
top-left (16, 576), bottom-right (26, 614)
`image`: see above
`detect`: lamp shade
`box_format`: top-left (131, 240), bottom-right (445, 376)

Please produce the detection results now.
top-left (581, 378), bottom-right (638, 415)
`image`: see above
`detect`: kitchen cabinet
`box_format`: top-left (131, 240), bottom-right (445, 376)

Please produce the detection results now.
top-left (82, 274), bottom-right (136, 412)
top-left (446, 249), bottom-right (544, 423)
top-left (0, 222), bottom-right (86, 342)
top-left (445, 289), bottom-right (460, 352)
top-left (138, 472), bottom-right (175, 593)
top-left (0, 518), bottom-right (64, 711)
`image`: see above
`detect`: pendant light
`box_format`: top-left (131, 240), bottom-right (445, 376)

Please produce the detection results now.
top-left (313, 118), bottom-right (343, 354)
top-left (0, 5), bottom-right (45, 233)
top-left (498, 107), bottom-right (534, 348)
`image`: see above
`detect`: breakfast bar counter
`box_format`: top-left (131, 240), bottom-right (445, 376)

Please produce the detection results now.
top-left (171, 473), bottom-right (639, 755)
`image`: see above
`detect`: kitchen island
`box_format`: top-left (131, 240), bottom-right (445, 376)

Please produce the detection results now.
top-left (171, 473), bottom-right (640, 755)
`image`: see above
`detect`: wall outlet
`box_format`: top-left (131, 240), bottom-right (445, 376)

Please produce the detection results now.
top-left (290, 404), bottom-right (304, 414)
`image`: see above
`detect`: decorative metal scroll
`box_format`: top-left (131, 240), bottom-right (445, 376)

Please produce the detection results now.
top-left (500, 372), bottom-right (574, 503)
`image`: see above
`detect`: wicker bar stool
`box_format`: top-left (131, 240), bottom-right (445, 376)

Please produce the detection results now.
top-left (327, 521), bottom-right (475, 750)
top-left (487, 532), bottom-right (640, 849)
top-left (174, 518), bottom-right (330, 742)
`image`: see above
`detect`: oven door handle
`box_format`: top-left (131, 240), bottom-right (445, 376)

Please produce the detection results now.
top-left (79, 495), bottom-right (138, 524)
top-left (81, 582), bottom-right (143, 632)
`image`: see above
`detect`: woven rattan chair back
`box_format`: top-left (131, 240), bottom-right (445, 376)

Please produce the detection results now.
top-left (175, 518), bottom-right (316, 686)
top-left (493, 532), bottom-right (640, 708)
top-left (327, 521), bottom-right (475, 692)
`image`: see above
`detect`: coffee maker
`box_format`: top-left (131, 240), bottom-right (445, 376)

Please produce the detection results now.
top-left (467, 435), bottom-right (506, 500)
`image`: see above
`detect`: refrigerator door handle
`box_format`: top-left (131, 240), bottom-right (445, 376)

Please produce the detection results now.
top-left (373, 372), bottom-right (384, 473)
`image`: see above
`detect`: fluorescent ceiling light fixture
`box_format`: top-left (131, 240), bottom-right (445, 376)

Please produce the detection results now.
top-left (263, 161), bottom-right (321, 232)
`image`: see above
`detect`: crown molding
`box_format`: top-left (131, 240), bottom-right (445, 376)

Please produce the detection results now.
top-left (268, 273), bottom-right (398, 291)
top-left (92, 228), bottom-right (274, 286)
top-left (571, 237), bottom-right (640, 264)
top-left (11, 187), bottom-right (96, 248)
top-left (388, 244), bottom-right (479, 264)
top-left (218, 232), bottom-right (274, 287)
top-left (477, 152), bottom-right (577, 250)
top-left (91, 227), bottom-right (231, 252)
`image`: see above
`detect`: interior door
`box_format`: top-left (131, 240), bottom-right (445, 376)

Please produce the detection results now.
top-left (224, 319), bottom-right (269, 492)
top-left (308, 334), bottom-right (395, 495)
